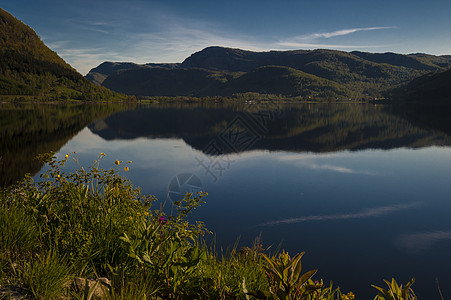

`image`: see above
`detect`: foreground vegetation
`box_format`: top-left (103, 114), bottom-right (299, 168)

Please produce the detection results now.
top-left (1, 154), bottom-right (418, 299)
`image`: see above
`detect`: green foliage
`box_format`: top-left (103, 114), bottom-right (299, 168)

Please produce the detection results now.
top-left (22, 251), bottom-right (72, 300)
top-left (0, 199), bottom-right (42, 261)
top-left (118, 192), bottom-right (208, 298)
top-left (244, 250), bottom-right (319, 300)
top-left (372, 278), bottom-right (417, 300)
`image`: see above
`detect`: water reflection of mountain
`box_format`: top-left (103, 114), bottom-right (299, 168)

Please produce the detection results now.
top-left (0, 103), bottom-right (134, 186)
top-left (89, 104), bottom-right (451, 154)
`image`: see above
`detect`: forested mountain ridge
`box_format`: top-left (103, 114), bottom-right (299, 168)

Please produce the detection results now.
top-left (0, 8), bottom-right (129, 101)
top-left (86, 62), bottom-right (181, 86)
top-left (392, 68), bottom-right (451, 103)
top-left (88, 46), bottom-right (451, 99)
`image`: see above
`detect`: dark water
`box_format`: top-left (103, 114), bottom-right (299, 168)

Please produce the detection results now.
top-left (2, 102), bottom-right (451, 298)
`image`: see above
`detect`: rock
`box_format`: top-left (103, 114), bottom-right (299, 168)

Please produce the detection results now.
top-left (71, 277), bottom-right (111, 299)
top-left (0, 285), bottom-right (29, 299)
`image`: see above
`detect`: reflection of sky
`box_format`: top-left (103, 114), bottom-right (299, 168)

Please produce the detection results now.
top-left (37, 126), bottom-right (451, 298)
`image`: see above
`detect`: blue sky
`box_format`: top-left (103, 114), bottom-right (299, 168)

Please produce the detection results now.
top-left (3, 0), bottom-right (451, 74)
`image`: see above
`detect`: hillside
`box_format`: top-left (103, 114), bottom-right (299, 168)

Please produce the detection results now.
top-left (0, 8), bottom-right (128, 101)
top-left (102, 66), bottom-right (229, 96)
top-left (85, 61), bottom-right (181, 86)
top-left (392, 68), bottom-right (451, 103)
top-left (89, 46), bottom-right (451, 99)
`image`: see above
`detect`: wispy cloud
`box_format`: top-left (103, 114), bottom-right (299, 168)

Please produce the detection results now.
top-left (259, 202), bottom-right (420, 226)
top-left (276, 26), bottom-right (396, 50)
top-left (47, 42), bottom-right (133, 74)
top-left (127, 24), bottom-right (267, 63)
top-left (46, 12), bottom-right (267, 74)
top-left (299, 27), bottom-right (396, 40)
top-left (395, 230), bottom-right (451, 253)
top-left (276, 42), bottom-right (390, 49)
top-left (44, 3), bottom-right (397, 75)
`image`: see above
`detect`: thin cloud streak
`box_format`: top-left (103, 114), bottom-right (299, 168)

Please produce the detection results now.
top-left (276, 26), bottom-right (396, 51)
top-left (276, 42), bottom-right (390, 50)
top-left (302, 26), bottom-right (396, 40)
top-left (275, 154), bottom-right (377, 175)
top-left (259, 202), bottom-right (420, 226)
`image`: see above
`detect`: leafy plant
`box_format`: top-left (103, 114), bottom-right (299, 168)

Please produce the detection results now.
top-left (244, 250), bottom-right (318, 299)
top-left (119, 192), bottom-right (208, 298)
top-left (372, 278), bottom-right (417, 300)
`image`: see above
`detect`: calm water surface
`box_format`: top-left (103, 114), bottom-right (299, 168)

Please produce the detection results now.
top-left (2, 103), bottom-right (451, 298)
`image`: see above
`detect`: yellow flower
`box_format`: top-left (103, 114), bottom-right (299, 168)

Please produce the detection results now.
top-left (127, 161), bottom-right (132, 163)
top-left (124, 166), bottom-right (129, 171)
top-left (57, 174), bottom-right (60, 178)
top-left (100, 152), bottom-right (105, 156)
top-left (65, 154), bottom-right (69, 159)
top-left (346, 292), bottom-right (355, 300)
top-left (115, 160), bottom-right (120, 165)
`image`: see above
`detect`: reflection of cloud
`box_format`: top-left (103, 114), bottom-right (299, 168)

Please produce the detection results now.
top-left (308, 163), bottom-right (376, 175)
top-left (260, 202), bottom-right (420, 226)
top-left (275, 153), bottom-right (377, 175)
top-left (395, 231), bottom-right (451, 253)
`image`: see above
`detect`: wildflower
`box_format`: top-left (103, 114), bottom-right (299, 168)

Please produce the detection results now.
top-left (65, 154), bottom-right (69, 159)
top-left (124, 166), bottom-right (129, 171)
top-left (127, 161), bottom-right (132, 163)
top-left (100, 152), bottom-right (105, 156)
top-left (115, 160), bottom-right (120, 166)
top-left (158, 216), bottom-right (167, 225)
top-left (346, 292), bottom-right (355, 299)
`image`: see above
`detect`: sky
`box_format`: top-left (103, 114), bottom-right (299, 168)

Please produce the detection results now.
top-left (2, 0), bottom-right (451, 75)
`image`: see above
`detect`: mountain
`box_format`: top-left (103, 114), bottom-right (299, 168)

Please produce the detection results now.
top-left (88, 46), bottom-right (451, 99)
top-left (0, 7), bottom-right (128, 101)
top-left (393, 68), bottom-right (451, 103)
top-left (102, 66), bottom-right (227, 96)
top-left (85, 61), bottom-right (180, 86)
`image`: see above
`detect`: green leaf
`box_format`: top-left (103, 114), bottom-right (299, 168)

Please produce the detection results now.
top-left (297, 269), bottom-right (317, 287)
top-left (289, 252), bottom-right (304, 285)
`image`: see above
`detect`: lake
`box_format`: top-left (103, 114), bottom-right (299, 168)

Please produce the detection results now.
top-left (1, 102), bottom-right (450, 298)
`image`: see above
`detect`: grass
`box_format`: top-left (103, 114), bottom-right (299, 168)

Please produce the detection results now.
top-left (0, 153), bottom-right (417, 299)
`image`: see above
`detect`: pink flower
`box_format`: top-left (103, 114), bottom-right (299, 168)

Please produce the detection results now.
top-left (158, 216), bottom-right (167, 225)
